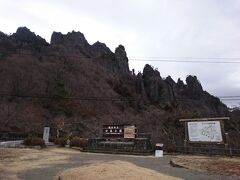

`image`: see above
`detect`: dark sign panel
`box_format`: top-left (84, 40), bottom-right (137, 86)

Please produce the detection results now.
top-left (102, 124), bottom-right (136, 138)
top-left (103, 125), bottom-right (124, 138)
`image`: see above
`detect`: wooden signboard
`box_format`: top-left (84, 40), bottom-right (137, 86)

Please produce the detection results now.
top-left (102, 124), bottom-right (136, 139)
top-left (124, 125), bottom-right (136, 139)
top-left (102, 125), bottom-right (124, 138)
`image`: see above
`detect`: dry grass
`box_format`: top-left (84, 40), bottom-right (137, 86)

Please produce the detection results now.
top-left (0, 147), bottom-right (181, 180)
top-left (172, 155), bottom-right (240, 177)
top-left (56, 160), bottom-right (181, 180)
top-left (0, 147), bottom-right (77, 180)
top-left (0, 148), bottom-right (24, 160)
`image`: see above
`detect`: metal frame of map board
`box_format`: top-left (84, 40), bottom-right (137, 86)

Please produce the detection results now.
top-left (179, 117), bottom-right (230, 145)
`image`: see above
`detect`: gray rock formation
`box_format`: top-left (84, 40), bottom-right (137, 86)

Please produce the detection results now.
top-left (114, 45), bottom-right (129, 74)
top-left (135, 72), bottom-right (148, 101)
top-left (185, 75), bottom-right (203, 99)
top-left (0, 32), bottom-right (7, 42)
top-left (50, 31), bottom-right (92, 57)
top-left (0, 27), bottom-right (230, 145)
top-left (0, 31), bottom-right (13, 50)
top-left (10, 27), bottom-right (48, 46)
top-left (142, 64), bottom-right (162, 103)
top-left (91, 41), bottom-right (114, 58)
top-left (51, 31), bottom-right (87, 47)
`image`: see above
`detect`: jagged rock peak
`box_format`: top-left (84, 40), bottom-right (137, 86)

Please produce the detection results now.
top-left (0, 31), bottom-right (7, 38)
top-left (114, 45), bottom-right (129, 73)
top-left (177, 78), bottom-right (185, 88)
top-left (143, 64), bottom-right (160, 77)
top-left (115, 45), bottom-right (126, 56)
top-left (50, 30), bottom-right (88, 46)
top-left (115, 45), bottom-right (128, 60)
top-left (143, 64), bottom-right (154, 76)
top-left (11, 27), bottom-right (47, 45)
top-left (177, 78), bottom-right (184, 84)
top-left (92, 41), bottom-right (108, 49)
top-left (186, 75), bottom-right (203, 90)
top-left (165, 76), bottom-right (175, 85)
top-left (185, 75), bottom-right (203, 99)
top-left (91, 41), bottom-right (113, 56)
top-left (16, 27), bottom-right (31, 34)
top-left (136, 72), bottom-right (142, 77)
top-left (0, 31), bottom-right (8, 41)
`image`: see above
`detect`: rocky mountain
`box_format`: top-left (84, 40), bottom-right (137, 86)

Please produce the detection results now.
top-left (0, 27), bottom-right (233, 147)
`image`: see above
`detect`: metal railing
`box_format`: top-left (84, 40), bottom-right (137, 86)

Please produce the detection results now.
top-left (0, 133), bottom-right (28, 142)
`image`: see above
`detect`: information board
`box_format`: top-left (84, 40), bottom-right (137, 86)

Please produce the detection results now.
top-left (124, 125), bottom-right (136, 139)
top-left (102, 125), bottom-right (136, 138)
top-left (187, 121), bottom-right (223, 142)
top-left (102, 125), bottom-right (124, 138)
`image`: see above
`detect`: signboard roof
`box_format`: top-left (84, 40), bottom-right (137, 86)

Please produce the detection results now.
top-left (179, 117), bottom-right (229, 122)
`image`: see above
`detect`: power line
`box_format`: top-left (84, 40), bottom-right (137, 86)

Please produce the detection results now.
top-left (0, 93), bottom-right (134, 102)
top-left (128, 59), bottom-right (240, 64)
top-left (0, 49), bottom-right (239, 104)
top-left (220, 99), bottom-right (240, 101)
top-left (0, 50), bottom-right (90, 59)
top-left (218, 96), bottom-right (240, 98)
top-left (218, 96), bottom-right (240, 101)
top-left (1, 48), bottom-right (240, 64)
top-left (0, 92), bottom-right (239, 102)
top-left (129, 56), bottom-right (240, 60)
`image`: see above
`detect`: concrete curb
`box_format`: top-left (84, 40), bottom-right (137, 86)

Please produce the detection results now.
top-left (169, 159), bottom-right (185, 168)
top-left (0, 140), bottom-right (23, 148)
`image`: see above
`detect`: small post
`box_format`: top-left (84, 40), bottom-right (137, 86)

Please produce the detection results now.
top-left (43, 118), bottom-right (50, 144)
top-left (225, 133), bottom-right (232, 157)
top-left (224, 132), bottom-right (228, 155)
top-left (43, 126), bottom-right (50, 144)
top-left (184, 122), bottom-right (188, 154)
top-left (155, 143), bottom-right (164, 157)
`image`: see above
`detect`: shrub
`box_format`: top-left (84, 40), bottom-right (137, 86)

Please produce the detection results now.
top-left (70, 137), bottom-right (88, 147)
top-left (163, 144), bottom-right (176, 153)
top-left (49, 136), bottom-right (56, 143)
top-left (23, 137), bottom-right (46, 148)
top-left (54, 137), bottom-right (68, 147)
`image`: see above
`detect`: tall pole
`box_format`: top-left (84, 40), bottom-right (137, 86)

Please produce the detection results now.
top-left (184, 122), bottom-right (188, 153)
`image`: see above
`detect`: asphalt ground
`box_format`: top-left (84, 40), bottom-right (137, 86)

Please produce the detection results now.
top-left (18, 148), bottom-right (232, 180)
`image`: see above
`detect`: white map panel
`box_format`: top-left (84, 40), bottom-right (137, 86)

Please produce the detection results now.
top-left (187, 121), bottom-right (223, 142)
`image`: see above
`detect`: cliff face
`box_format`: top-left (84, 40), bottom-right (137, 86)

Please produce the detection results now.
top-left (0, 27), bottom-right (229, 145)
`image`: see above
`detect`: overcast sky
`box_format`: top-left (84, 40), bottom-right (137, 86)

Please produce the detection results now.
top-left (0, 0), bottom-right (240, 107)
